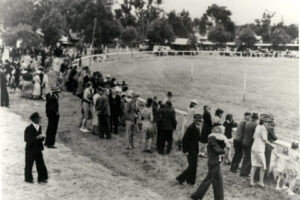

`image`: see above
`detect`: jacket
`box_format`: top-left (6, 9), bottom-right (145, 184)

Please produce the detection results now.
top-left (182, 122), bottom-right (201, 155)
top-left (95, 94), bottom-right (111, 117)
top-left (207, 135), bottom-right (226, 166)
top-left (124, 100), bottom-right (139, 122)
top-left (158, 106), bottom-right (177, 131)
top-left (242, 120), bottom-right (258, 147)
top-left (24, 124), bottom-right (44, 152)
top-left (46, 93), bottom-right (59, 117)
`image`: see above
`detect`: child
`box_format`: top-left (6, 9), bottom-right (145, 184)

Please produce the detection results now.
top-left (223, 114), bottom-right (237, 164)
top-left (272, 147), bottom-right (289, 191)
top-left (285, 142), bottom-right (299, 196)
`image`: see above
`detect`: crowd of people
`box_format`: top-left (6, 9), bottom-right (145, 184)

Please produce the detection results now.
top-left (1, 48), bottom-right (299, 200)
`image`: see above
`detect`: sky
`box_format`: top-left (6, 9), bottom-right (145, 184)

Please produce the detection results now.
top-left (162, 0), bottom-right (299, 25)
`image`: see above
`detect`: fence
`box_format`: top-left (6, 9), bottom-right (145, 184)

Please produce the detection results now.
top-left (71, 50), bottom-right (298, 150)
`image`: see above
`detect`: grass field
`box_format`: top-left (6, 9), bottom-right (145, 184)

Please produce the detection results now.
top-left (87, 55), bottom-right (299, 142)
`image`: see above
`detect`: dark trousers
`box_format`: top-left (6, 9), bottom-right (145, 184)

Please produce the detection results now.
top-left (240, 145), bottom-right (251, 176)
top-left (25, 151), bottom-right (48, 182)
top-left (157, 130), bottom-right (173, 154)
top-left (192, 164), bottom-right (224, 200)
top-left (110, 114), bottom-right (119, 134)
top-left (99, 115), bottom-right (111, 139)
top-left (177, 153), bottom-right (198, 185)
top-left (45, 115), bottom-right (59, 147)
top-left (230, 140), bottom-right (243, 172)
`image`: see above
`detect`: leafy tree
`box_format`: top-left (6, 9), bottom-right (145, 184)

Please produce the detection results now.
top-left (208, 24), bottom-right (231, 44)
top-left (120, 26), bottom-right (138, 47)
top-left (2, 24), bottom-right (43, 48)
top-left (236, 27), bottom-right (257, 47)
top-left (286, 24), bottom-right (298, 40)
top-left (167, 10), bottom-right (193, 38)
top-left (40, 8), bottom-right (66, 47)
top-left (147, 18), bottom-right (174, 45)
top-left (271, 28), bottom-right (290, 46)
top-left (255, 11), bottom-right (275, 43)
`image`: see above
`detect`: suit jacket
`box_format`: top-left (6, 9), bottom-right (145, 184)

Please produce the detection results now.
top-left (24, 124), bottom-right (44, 152)
top-left (95, 94), bottom-right (111, 117)
top-left (109, 94), bottom-right (122, 116)
top-left (158, 107), bottom-right (177, 131)
top-left (207, 135), bottom-right (226, 166)
top-left (46, 93), bottom-right (59, 117)
top-left (242, 120), bottom-right (257, 147)
top-left (182, 122), bottom-right (201, 155)
top-left (124, 100), bottom-right (139, 122)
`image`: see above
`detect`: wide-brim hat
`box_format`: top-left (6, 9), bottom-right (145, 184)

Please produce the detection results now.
top-left (251, 113), bottom-right (259, 120)
top-left (260, 114), bottom-right (272, 122)
top-left (29, 112), bottom-right (41, 120)
top-left (191, 99), bottom-right (199, 105)
top-left (50, 86), bottom-right (60, 93)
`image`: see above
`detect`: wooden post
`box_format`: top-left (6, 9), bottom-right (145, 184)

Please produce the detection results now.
top-left (190, 61), bottom-right (194, 82)
top-left (243, 66), bottom-right (247, 103)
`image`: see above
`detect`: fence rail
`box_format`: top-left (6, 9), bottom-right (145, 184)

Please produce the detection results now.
top-left (71, 50), bottom-right (298, 150)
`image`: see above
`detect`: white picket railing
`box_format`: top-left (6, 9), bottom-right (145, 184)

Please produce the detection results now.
top-left (71, 50), bottom-right (298, 150)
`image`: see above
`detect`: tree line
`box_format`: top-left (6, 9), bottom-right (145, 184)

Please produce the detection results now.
top-left (0, 0), bottom-right (298, 50)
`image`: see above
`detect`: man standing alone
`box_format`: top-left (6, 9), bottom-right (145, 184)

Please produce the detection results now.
top-left (24, 112), bottom-right (48, 183)
top-left (45, 87), bottom-right (60, 148)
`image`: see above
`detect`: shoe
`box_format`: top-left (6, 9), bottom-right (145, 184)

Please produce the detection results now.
top-left (38, 180), bottom-right (48, 184)
top-left (146, 150), bottom-right (152, 154)
top-left (25, 180), bottom-right (34, 184)
top-left (176, 177), bottom-right (183, 185)
top-left (190, 195), bottom-right (199, 200)
top-left (287, 190), bottom-right (295, 196)
top-left (80, 128), bottom-right (89, 133)
top-left (276, 186), bottom-right (282, 191)
top-left (249, 183), bottom-right (255, 187)
top-left (240, 174), bottom-right (250, 177)
top-left (47, 145), bottom-right (57, 149)
top-left (282, 185), bottom-right (288, 190)
top-left (257, 183), bottom-right (265, 188)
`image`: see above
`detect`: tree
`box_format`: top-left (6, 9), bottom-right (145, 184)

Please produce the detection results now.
top-left (40, 9), bottom-right (66, 47)
top-left (286, 24), bottom-right (298, 41)
top-left (120, 26), bottom-right (138, 47)
top-left (255, 11), bottom-right (275, 43)
top-left (208, 24), bottom-right (231, 44)
top-left (167, 10), bottom-right (193, 38)
top-left (271, 28), bottom-right (290, 46)
top-left (147, 18), bottom-right (174, 45)
top-left (2, 24), bottom-right (43, 48)
top-left (236, 27), bottom-right (257, 47)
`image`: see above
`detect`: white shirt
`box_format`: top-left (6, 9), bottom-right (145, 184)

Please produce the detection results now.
top-left (32, 123), bottom-right (40, 132)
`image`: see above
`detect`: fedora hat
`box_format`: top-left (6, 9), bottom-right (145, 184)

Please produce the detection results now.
top-left (29, 112), bottom-right (41, 121)
top-left (50, 86), bottom-right (60, 93)
top-left (260, 114), bottom-right (272, 122)
top-left (193, 113), bottom-right (203, 121)
top-left (191, 99), bottom-right (199, 105)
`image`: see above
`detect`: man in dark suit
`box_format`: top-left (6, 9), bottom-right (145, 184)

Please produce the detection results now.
top-left (109, 88), bottom-right (121, 134)
top-left (95, 87), bottom-right (111, 139)
top-left (191, 126), bottom-right (229, 200)
top-left (176, 114), bottom-right (203, 185)
top-left (157, 100), bottom-right (177, 154)
top-left (45, 87), bottom-right (60, 148)
top-left (24, 112), bottom-right (48, 184)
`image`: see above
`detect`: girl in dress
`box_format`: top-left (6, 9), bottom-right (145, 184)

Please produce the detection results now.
top-left (285, 143), bottom-right (299, 196)
top-left (32, 71), bottom-right (41, 99)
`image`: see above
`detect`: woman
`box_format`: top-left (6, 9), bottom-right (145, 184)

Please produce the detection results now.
top-left (42, 70), bottom-right (49, 100)
top-left (92, 87), bottom-right (101, 135)
top-left (80, 82), bottom-right (93, 133)
top-left (140, 98), bottom-right (155, 153)
top-left (0, 69), bottom-right (9, 107)
top-left (249, 114), bottom-right (274, 187)
top-left (199, 105), bottom-right (212, 157)
top-left (32, 71), bottom-right (41, 99)
top-left (212, 108), bottom-right (224, 127)
top-left (21, 70), bottom-right (33, 98)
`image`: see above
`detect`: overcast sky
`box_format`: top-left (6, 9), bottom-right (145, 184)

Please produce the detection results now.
top-left (162, 0), bottom-right (299, 25)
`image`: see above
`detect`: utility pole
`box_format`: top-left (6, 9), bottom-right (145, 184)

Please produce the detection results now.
top-left (89, 17), bottom-right (97, 68)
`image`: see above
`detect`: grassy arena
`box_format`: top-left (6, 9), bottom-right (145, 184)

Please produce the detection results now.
top-left (88, 55), bottom-right (299, 142)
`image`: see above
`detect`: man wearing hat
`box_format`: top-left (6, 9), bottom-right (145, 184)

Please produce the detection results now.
top-left (240, 112), bottom-right (259, 177)
top-left (109, 87), bottom-right (122, 134)
top-left (24, 112), bottom-right (48, 183)
top-left (191, 125), bottom-right (229, 200)
top-left (95, 86), bottom-right (111, 139)
top-left (124, 92), bottom-right (140, 148)
top-left (45, 86), bottom-right (60, 148)
top-left (176, 113), bottom-right (203, 185)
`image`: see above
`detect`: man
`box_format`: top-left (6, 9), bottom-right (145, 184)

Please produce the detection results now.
top-left (124, 92), bottom-right (140, 149)
top-left (109, 88), bottom-right (121, 134)
top-left (95, 87), bottom-right (111, 139)
top-left (191, 126), bottom-right (229, 200)
top-left (230, 112), bottom-right (251, 172)
top-left (45, 87), bottom-right (60, 148)
top-left (199, 105), bottom-right (212, 157)
top-left (265, 115), bottom-right (277, 175)
top-left (240, 113), bottom-right (258, 177)
top-left (176, 114), bottom-right (203, 185)
top-left (24, 112), bottom-right (48, 184)
top-left (157, 100), bottom-right (177, 154)
top-left (163, 91), bottom-right (173, 105)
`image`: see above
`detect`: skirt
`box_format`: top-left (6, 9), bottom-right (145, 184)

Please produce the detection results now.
top-left (142, 121), bottom-right (155, 140)
top-left (82, 102), bottom-right (91, 119)
top-left (251, 150), bottom-right (266, 170)
top-left (22, 81), bottom-right (33, 98)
